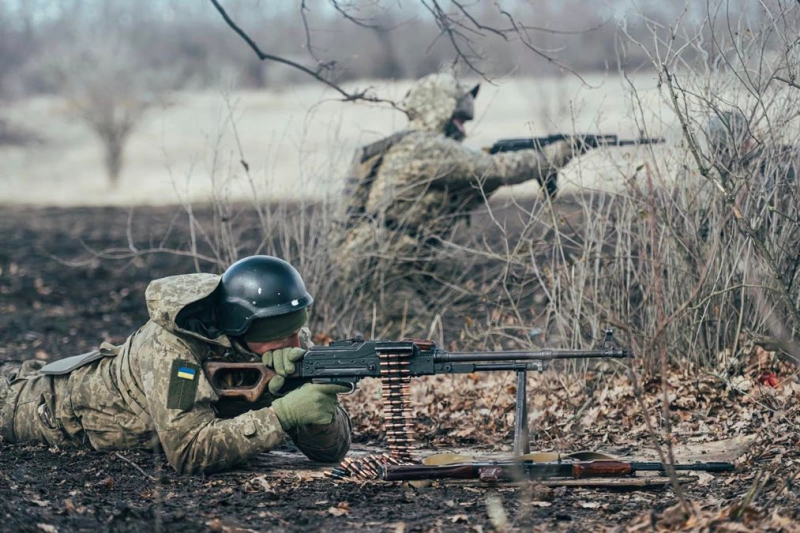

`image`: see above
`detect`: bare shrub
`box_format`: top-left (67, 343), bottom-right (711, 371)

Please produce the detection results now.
top-left (620, 0), bottom-right (800, 362)
top-left (425, 1), bottom-right (800, 377)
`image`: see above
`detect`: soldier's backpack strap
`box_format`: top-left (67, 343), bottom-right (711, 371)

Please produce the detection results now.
top-left (341, 130), bottom-right (414, 227)
top-left (358, 130), bottom-right (413, 164)
top-left (39, 342), bottom-right (120, 375)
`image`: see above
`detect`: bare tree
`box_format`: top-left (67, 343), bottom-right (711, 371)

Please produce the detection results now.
top-left (51, 38), bottom-right (170, 187)
top-left (209, 0), bottom-right (605, 104)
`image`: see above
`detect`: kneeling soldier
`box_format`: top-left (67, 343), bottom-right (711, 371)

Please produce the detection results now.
top-left (0, 256), bottom-right (351, 474)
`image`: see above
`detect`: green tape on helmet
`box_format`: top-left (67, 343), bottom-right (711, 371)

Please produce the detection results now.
top-left (243, 308), bottom-right (308, 343)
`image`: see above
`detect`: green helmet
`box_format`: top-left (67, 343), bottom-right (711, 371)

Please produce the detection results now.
top-left (216, 256), bottom-right (313, 340)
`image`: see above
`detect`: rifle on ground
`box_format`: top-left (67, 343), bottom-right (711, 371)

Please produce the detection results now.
top-left (488, 134), bottom-right (664, 155)
top-left (204, 329), bottom-right (630, 457)
top-left (380, 460), bottom-right (735, 482)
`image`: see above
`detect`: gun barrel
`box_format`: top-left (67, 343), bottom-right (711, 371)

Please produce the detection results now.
top-left (489, 135), bottom-right (665, 154)
top-left (434, 349), bottom-right (627, 363)
top-left (632, 462), bottom-right (734, 473)
top-left (613, 137), bottom-right (665, 146)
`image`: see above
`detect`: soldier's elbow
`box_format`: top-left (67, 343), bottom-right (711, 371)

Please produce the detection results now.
top-left (300, 433), bottom-right (351, 463)
top-left (171, 454), bottom-right (234, 475)
top-left (167, 442), bottom-right (230, 475)
top-left (292, 407), bottom-right (353, 463)
top-left (167, 452), bottom-right (204, 475)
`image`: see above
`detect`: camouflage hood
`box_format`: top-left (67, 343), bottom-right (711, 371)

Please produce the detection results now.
top-left (145, 273), bottom-right (231, 347)
top-left (404, 73), bottom-right (472, 134)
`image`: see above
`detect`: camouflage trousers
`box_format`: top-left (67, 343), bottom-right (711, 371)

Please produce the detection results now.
top-left (0, 361), bottom-right (77, 447)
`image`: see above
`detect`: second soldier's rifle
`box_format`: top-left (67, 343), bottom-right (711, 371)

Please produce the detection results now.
top-left (204, 330), bottom-right (629, 457)
top-left (380, 459), bottom-right (735, 482)
top-left (488, 134), bottom-right (664, 154)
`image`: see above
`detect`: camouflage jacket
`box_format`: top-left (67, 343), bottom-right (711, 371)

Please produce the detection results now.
top-left (2, 274), bottom-right (351, 474)
top-left (340, 73), bottom-right (572, 254)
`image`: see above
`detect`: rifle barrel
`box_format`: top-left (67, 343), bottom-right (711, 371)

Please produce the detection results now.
top-left (612, 137), bottom-right (664, 146)
top-left (434, 349), bottom-right (627, 363)
top-left (632, 462), bottom-right (734, 473)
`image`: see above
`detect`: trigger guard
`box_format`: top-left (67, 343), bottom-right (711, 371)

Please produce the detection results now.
top-left (311, 379), bottom-right (357, 395)
top-left (339, 382), bottom-right (357, 395)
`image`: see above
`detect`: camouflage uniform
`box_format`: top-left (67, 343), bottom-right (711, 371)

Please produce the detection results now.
top-left (336, 73), bottom-right (576, 317)
top-left (0, 274), bottom-right (351, 474)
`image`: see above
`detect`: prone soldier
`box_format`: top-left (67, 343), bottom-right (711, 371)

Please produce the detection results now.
top-left (0, 255), bottom-right (351, 474)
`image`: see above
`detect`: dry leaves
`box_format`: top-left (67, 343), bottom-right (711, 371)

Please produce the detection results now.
top-left (242, 475), bottom-right (274, 495)
top-left (328, 502), bottom-right (350, 517)
top-left (340, 337), bottom-right (800, 532)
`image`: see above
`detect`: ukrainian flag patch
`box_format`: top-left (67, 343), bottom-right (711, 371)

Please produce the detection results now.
top-left (177, 366), bottom-right (196, 380)
top-left (167, 359), bottom-right (201, 410)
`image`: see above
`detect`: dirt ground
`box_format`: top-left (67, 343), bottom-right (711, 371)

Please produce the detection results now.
top-left (0, 441), bottom-right (752, 533)
top-left (1, 206), bottom-right (798, 532)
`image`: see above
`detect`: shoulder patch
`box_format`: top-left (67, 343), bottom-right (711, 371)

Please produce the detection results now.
top-left (167, 359), bottom-right (200, 410)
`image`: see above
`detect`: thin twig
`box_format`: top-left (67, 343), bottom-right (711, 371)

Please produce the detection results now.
top-left (209, 0), bottom-right (396, 106)
top-left (115, 452), bottom-right (157, 482)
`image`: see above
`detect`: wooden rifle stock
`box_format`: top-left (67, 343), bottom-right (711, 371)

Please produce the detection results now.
top-left (572, 460), bottom-right (633, 478)
top-left (203, 361), bottom-right (276, 402)
top-left (477, 461), bottom-right (633, 483)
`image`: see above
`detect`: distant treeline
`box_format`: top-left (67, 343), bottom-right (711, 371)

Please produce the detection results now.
top-left (0, 0), bottom-right (744, 97)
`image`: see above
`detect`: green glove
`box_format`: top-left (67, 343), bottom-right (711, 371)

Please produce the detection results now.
top-left (271, 383), bottom-right (349, 431)
top-left (262, 347), bottom-right (306, 395)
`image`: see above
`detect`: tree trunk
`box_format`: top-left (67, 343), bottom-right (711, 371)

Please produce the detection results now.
top-left (104, 133), bottom-right (124, 188)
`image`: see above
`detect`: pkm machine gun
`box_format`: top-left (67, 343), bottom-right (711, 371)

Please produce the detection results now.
top-left (204, 329), bottom-right (630, 459)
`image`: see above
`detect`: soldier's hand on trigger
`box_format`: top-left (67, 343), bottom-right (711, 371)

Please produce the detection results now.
top-left (262, 347), bottom-right (306, 395)
top-left (270, 383), bottom-right (349, 430)
top-left (544, 136), bottom-right (596, 168)
top-left (543, 140), bottom-right (575, 168)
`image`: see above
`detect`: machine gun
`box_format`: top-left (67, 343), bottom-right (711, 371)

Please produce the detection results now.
top-left (204, 329), bottom-right (629, 458)
top-left (488, 134), bottom-right (664, 154)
